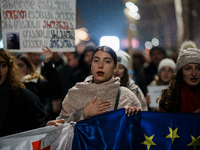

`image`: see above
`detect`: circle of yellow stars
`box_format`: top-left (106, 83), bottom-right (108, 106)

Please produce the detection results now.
top-left (141, 127), bottom-right (200, 150)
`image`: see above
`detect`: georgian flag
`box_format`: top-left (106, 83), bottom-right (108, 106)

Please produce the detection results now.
top-left (0, 123), bottom-right (74, 150)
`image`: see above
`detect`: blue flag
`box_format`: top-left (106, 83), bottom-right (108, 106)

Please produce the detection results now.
top-left (72, 108), bottom-right (200, 150)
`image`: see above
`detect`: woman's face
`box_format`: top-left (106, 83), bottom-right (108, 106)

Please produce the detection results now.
top-left (114, 64), bottom-right (125, 79)
top-left (84, 51), bottom-right (93, 66)
top-left (0, 56), bottom-right (8, 86)
top-left (182, 63), bottom-right (200, 88)
top-left (16, 58), bottom-right (28, 78)
top-left (91, 51), bottom-right (116, 84)
top-left (159, 66), bottom-right (174, 83)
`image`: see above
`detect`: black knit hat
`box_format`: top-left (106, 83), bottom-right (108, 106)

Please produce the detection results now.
top-left (150, 46), bottom-right (166, 57)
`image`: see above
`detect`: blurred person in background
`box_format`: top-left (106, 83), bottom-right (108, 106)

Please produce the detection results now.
top-left (27, 52), bottom-right (45, 76)
top-left (131, 50), bottom-right (146, 81)
top-left (51, 52), bottom-right (67, 71)
top-left (146, 58), bottom-right (176, 111)
top-left (74, 42), bottom-right (96, 82)
top-left (59, 51), bottom-right (79, 99)
top-left (114, 50), bottom-right (148, 111)
top-left (15, 47), bottom-right (62, 120)
top-left (136, 46), bottom-right (167, 96)
top-left (0, 49), bottom-right (46, 137)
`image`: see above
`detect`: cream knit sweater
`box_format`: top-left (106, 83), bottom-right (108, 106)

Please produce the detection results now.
top-left (58, 75), bottom-right (142, 121)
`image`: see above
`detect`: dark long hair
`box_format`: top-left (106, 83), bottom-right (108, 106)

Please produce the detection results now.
top-left (16, 54), bottom-right (44, 80)
top-left (157, 69), bottom-right (185, 112)
top-left (0, 49), bottom-right (25, 91)
top-left (120, 67), bottom-right (129, 87)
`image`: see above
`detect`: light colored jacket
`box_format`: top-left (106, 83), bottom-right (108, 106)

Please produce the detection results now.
top-left (128, 78), bottom-right (148, 111)
top-left (57, 75), bottom-right (142, 122)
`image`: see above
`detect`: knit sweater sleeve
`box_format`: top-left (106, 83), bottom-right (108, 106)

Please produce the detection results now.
top-left (118, 86), bottom-right (142, 110)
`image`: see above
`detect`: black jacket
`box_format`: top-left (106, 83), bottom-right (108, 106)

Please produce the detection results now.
top-left (0, 88), bottom-right (47, 137)
top-left (24, 61), bottom-right (62, 104)
top-left (136, 63), bottom-right (158, 96)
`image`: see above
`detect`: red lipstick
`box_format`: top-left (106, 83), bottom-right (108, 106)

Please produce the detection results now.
top-left (190, 78), bottom-right (197, 82)
top-left (97, 71), bottom-right (104, 76)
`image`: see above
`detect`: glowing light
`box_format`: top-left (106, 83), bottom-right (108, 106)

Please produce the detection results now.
top-left (131, 38), bottom-right (139, 48)
top-left (100, 36), bottom-right (120, 51)
top-left (129, 24), bottom-right (137, 31)
top-left (125, 2), bottom-right (138, 12)
top-left (128, 11), bottom-right (140, 20)
top-left (0, 39), bottom-right (3, 48)
top-left (152, 38), bottom-right (159, 46)
top-left (75, 28), bottom-right (90, 41)
top-left (145, 41), bottom-right (152, 49)
top-left (75, 27), bottom-right (90, 45)
top-left (120, 38), bottom-right (129, 49)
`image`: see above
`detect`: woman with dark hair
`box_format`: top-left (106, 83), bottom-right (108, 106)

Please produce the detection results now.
top-left (15, 47), bottom-right (62, 120)
top-left (47, 46), bottom-right (142, 126)
top-left (114, 50), bottom-right (148, 111)
top-left (157, 45), bottom-right (200, 113)
top-left (0, 49), bottom-right (46, 137)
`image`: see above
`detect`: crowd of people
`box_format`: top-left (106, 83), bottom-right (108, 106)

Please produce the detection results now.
top-left (0, 40), bottom-right (200, 137)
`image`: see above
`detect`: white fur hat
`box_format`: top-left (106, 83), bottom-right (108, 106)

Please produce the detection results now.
top-left (115, 50), bottom-right (130, 70)
top-left (176, 48), bottom-right (200, 71)
top-left (158, 58), bottom-right (176, 73)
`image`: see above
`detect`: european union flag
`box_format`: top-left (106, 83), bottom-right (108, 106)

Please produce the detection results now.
top-left (73, 108), bottom-right (200, 150)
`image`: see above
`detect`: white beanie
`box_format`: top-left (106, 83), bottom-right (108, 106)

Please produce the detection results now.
top-left (176, 48), bottom-right (200, 71)
top-left (115, 50), bottom-right (130, 70)
top-left (158, 58), bottom-right (176, 73)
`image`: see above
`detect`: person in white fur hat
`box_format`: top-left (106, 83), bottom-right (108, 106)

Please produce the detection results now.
top-left (146, 58), bottom-right (176, 111)
top-left (149, 58), bottom-right (176, 86)
top-left (114, 50), bottom-right (148, 111)
top-left (157, 41), bottom-right (200, 113)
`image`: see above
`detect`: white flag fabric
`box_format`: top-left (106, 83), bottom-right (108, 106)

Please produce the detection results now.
top-left (0, 123), bottom-right (75, 150)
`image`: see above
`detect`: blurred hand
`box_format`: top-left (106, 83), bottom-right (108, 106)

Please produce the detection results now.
top-left (193, 108), bottom-right (200, 113)
top-left (46, 119), bottom-right (65, 127)
top-left (145, 93), bottom-right (150, 106)
top-left (83, 96), bottom-right (111, 119)
top-left (52, 99), bottom-right (62, 113)
top-left (125, 106), bottom-right (141, 117)
top-left (42, 46), bottom-right (53, 63)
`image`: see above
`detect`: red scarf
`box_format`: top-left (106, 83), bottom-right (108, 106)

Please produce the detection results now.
top-left (181, 86), bottom-right (200, 113)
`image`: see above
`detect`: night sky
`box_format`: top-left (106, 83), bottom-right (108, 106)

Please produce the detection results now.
top-left (76, 0), bottom-right (128, 46)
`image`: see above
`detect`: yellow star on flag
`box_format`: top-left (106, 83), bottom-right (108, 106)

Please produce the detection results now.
top-left (165, 127), bottom-right (180, 143)
top-left (187, 135), bottom-right (200, 150)
top-left (141, 134), bottom-right (156, 150)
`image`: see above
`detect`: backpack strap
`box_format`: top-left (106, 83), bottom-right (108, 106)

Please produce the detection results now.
top-left (114, 87), bottom-right (121, 110)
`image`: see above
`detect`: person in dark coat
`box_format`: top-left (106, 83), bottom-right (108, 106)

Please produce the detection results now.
top-left (0, 49), bottom-right (46, 137)
top-left (136, 46), bottom-right (167, 96)
top-left (73, 44), bottom-right (96, 82)
top-left (59, 51), bottom-right (79, 99)
top-left (15, 47), bottom-right (62, 120)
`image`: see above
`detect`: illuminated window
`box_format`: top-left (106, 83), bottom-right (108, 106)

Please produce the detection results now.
top-left (100, 36), bottom-right (120, 51)
top-left (0, 39), bottom-right (3, 48)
